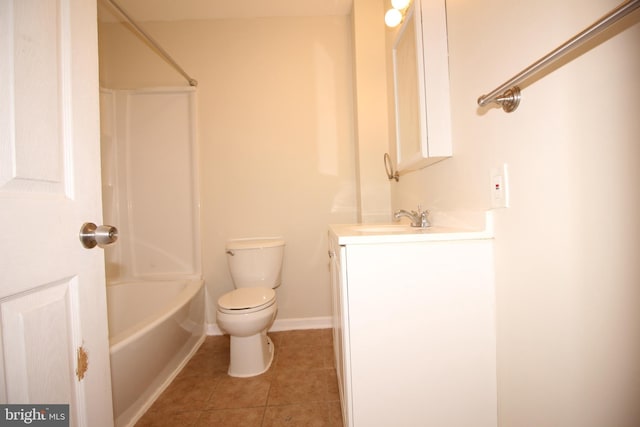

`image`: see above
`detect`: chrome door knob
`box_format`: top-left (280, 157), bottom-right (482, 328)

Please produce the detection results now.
top-left (79, 223), bottom-right (118, 249)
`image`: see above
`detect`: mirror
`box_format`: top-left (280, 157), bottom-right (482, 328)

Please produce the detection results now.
top-left (391, 0), bottom-right (452, 172)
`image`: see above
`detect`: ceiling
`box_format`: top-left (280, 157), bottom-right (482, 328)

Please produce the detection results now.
top-left (98, 0), bottom-right (355, 23)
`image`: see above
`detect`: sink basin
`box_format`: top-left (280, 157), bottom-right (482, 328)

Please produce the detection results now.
top-left (331, 212), bottom-right (494, 244)
top-left (347, 224), bottom-right (427, 233)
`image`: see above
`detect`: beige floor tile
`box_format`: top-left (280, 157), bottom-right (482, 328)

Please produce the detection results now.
top-left (149, 374), bottom-right (219, 413)
top-left (135, 329), bottom-right (343, 427)
top-left (205, 375), bottom-right (271, 410)
top-left (200, 335), bottom-right (231, 352)
top-left (135, 410), bottom-right (201, 427)
top-left (278, 329), bottom-right (332, 348)
top-left (321, 345), bottom-right (335, 369)
top-left (323, 370), bottom-right (340, 402)
top-left (196, 407), bottom-right (265, 427)
top-left (268, 331), bottom-right (286, 348)
top-left (328, 401), bottom-right (344, 426)
top-left (179, 347), bottom-right (230, 377)
top-left (262, 402), bottom-right (339, 427)
top-left (267, 369), bottom-right (330, 406)
top-left (273, 344), bottom-right (327, 372)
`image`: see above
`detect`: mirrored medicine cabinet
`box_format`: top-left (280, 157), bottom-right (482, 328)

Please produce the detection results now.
top-left (391, 0), bottom-right (452, 173)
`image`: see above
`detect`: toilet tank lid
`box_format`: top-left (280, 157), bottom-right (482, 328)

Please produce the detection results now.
top-left (226, 238), bottom-right (285, 250)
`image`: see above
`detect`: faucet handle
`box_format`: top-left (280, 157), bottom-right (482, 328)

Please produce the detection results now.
top-left (417, 205), bottom-right (430, 227)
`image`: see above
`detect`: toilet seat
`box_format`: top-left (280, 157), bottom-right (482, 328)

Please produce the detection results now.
top-left (218, 287), bottom-right (276, 314)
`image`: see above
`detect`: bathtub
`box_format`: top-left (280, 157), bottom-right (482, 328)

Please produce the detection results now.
top-left (107, 279), bottom-right (205, 427)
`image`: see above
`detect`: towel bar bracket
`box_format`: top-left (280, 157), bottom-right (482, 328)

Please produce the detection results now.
top-left (479, 86), bottom-right (521, 113)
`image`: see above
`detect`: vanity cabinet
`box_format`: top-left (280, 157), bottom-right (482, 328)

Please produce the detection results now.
top-left (328, 237), bottom-right (351, 426)
top-left (328, 228), bottom-right (497, 427)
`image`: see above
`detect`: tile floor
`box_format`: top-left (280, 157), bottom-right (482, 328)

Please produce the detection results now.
top-left (135, 328), bottom-right (343, 426)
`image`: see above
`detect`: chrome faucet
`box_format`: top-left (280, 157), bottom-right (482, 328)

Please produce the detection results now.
top-left (393, 206), bottom-right (430, 228)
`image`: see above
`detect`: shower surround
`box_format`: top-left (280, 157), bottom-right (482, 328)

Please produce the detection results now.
top-left (100, 87), bottom-right (204, 426)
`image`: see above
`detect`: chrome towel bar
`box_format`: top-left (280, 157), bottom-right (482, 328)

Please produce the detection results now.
top-left (477, 0), bottom-right (639, 113)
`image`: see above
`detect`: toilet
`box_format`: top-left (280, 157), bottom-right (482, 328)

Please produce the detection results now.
top-left (216, 238), bottom-right (285, 377)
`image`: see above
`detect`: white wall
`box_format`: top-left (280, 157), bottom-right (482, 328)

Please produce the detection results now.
top-left (98, 16), bottom-right (358, 324)
top-left (387, 0), bottom-right (640, 425)
top-left (352, 0), bottom-right (393, 223)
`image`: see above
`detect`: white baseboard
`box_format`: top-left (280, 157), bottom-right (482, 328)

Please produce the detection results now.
top-left (206, 316), bottom-right (332, 336)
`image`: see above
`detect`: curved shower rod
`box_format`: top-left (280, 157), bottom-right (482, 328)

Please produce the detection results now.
top-left (104, 0), bottom-right (198, 87)
top-left (478, 0), bottom-right (639, 113)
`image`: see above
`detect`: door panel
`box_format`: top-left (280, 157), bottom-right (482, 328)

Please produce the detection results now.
top-left (1, 279), bottom-right (77, 403)
top-left (1, 0), bottom-right (67, 193)
top-left (0, 0), bottom-right (114, 425)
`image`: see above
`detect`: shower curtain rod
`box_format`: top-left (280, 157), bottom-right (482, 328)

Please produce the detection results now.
top-left (104, 0), bottom-right (198, 87)
top-left (477, 0), bottom-right (639, 113)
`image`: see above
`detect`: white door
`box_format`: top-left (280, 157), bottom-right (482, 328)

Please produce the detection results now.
top-left (0, 0), bottom-right (114, 426)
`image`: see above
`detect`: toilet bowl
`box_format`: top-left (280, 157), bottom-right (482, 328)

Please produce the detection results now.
top-left (216, 238), bottom-right (285, 377)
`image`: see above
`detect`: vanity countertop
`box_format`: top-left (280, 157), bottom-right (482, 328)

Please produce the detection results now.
top-left (329, 211), bottom-right (494, 245)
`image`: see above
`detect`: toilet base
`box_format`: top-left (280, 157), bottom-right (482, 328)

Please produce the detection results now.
top-left (228, 331), bottom-right (274, 377)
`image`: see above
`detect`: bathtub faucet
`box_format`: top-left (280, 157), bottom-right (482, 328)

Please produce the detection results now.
top-left (393, 206), bottom-right (430, 228)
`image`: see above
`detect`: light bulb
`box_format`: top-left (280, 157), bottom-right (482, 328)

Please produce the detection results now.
top-left (391, 0), bottom-right (410, 10)
top-left (384, 8), bottom-right (403, 28)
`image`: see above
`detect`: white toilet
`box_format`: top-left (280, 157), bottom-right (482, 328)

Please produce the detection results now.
top-left (216, 238), bottom-right (285, 377)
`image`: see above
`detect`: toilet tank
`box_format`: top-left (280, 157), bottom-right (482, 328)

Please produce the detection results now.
top-left (226, 238), bottom-right (285, 288)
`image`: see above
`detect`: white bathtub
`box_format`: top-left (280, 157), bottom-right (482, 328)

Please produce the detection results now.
top-left (107, 279), bottom-right (205, 427)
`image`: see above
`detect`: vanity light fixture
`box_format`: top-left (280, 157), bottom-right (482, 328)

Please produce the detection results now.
top-left (385, 0), bottom-right (411, 28)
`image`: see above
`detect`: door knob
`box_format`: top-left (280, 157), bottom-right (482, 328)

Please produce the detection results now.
top-left (79, 223), bottom-right (118, 249)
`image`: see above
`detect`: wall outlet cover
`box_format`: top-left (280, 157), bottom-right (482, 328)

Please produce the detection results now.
top-left (490, 164), bottom-right (509, 209)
